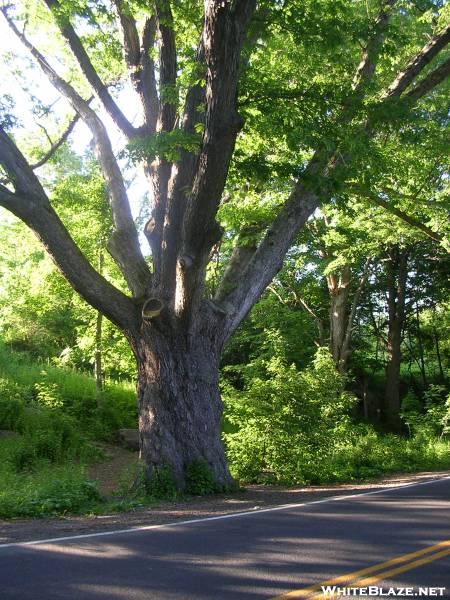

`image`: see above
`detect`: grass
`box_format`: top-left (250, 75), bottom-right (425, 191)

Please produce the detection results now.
top-left (0, 343), bottom-right (139, 518)
top-left (0, 342), bottom-right (135, 405)
top-left (0, 342), bottom-right (137, 433)
top-left (0, 461), bottom-right (100, 518)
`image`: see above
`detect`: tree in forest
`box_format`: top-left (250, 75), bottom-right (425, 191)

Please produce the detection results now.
top-left (1, 0), bottom-right (449, 488)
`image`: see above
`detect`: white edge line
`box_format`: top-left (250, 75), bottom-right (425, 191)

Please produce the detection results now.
top-left (1, 474), bottom-right (449, 550)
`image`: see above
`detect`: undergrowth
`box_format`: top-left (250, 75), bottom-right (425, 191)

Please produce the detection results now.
top-left (223, 348), bottom-right (450, 485)
top-left (0, 344), bottom-right (138, 518)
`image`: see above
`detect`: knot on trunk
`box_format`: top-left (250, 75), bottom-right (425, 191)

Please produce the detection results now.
top-left (142, 297), bottom-right (164, 321)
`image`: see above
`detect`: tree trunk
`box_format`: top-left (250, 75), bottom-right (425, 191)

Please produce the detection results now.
top-left (415, 303), bottom-right (427, 387)
top-left (339, 259), bottom-right (371, 373)
top-left (432, 306), bottom-right (445, 383)
top-left (328, 266), bottom-right (351, 371)
top-left (94, 310), bottom-right (103, 396)
top-left (94, 251), bottom-right (104, 399)
top-left (384, 247), bottom-right (408, 429)
top-left (131, 326), bottom-right (233, 490)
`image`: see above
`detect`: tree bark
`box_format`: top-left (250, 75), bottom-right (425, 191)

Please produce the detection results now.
top-left (328, 266), bottom-right (352, 370)
top-left (94, 310), bottom-right (104, 396)
top-left (433, 319), bottom-right (445, 383)
top-left (384, 247), bottom-right (408, 429)
top-left (131, 321), bottom-right (232, 490)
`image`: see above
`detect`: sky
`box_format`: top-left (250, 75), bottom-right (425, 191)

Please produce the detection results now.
top-left (0, 11), bottom-right (149, 227)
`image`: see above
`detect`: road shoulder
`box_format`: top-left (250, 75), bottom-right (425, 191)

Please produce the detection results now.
top-left (1, 470), bottom-right (449, 546)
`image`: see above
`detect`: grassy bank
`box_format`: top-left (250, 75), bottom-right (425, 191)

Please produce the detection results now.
top-left (0, 344), bottom-right (137, 518)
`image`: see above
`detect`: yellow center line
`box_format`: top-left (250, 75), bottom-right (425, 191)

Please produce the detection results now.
top-left (272, 540), bottom-right (450, 599)
top-left (310, 547), bottom-right (450, 599)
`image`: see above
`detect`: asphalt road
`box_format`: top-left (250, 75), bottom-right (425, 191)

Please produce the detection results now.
top-left (1, 475), bottom-right (449, 599)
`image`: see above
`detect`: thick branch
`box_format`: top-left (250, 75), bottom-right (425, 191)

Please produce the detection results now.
top-left (215, 225), bottom-right (259, 303)
top-left (384, 23), bottom-right (450, 98)
top-left (0, 126), bottom-right (48, 198)
top-left (175, 0), bottom-right (256, 317)
top-left (31, 111), bottom-right (81, 169)
top-left (114, 2), bottom-right (158, 133)
top-left (153, 41), bottom-right (206, 294)
top-left (44, 0), bottom-right (136, 139)
top-left (0, 131), bottom-right (137, 331)
top-left (143, 2), bottom-right (178, 285)
top-left (155, 0), bottom-right (178, 133)
top-left (140, 18), bottom-right (159, 133)
top-left (3, 9), bottom-right (151, 297)
top-left (220, 179), bottom-right (321, 340)
top-left (212, 3), bottom-right (403, 339)
top-left (406, 56), bottom-right (450, 101)
top-left (352, 0), bottom-right (397, 94)
top-left (113, 0), bottom-right (140, 68)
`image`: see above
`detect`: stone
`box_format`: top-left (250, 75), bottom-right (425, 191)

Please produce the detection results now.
top-left (118, 428), bottom-right (140, 451)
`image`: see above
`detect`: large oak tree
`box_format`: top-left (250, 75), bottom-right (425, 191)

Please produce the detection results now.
top-left (0, 0), bottom-right (449, 487)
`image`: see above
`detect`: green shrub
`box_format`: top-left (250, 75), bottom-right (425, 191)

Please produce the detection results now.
top-left (9, 440), bottom-right (38, 472)
top-left (145, 465), bottom-right (178, 499)
top-left (185, 459), bottom-right (218, 495)
top-left (224, 348), bottom-right (450, 485)
top-left (34, 380), bottom-right (63, 409)
top-left (0, 344), bottom-right (137, 438)
top-left (0, 378), bottom-right (28, 430)
top-left (3, 405), bottom-right (98, 473)
top-left (0, 465), bottom-right (101, 518)
top-left (223, 348), bottom-right (356, 484)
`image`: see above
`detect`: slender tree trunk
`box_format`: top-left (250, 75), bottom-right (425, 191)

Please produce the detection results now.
top-left (94, 251), bottom-right (104, 398)
top-left (130, 325), bottom-right (233, 490)
top-left (384, 247), bottom-right (408, 429)
top-left (328, 266), bottom-right (351, 371)
top-left (94, 310), bottom-right (103, 395)
top-left (415, 303), bottom-right (427, 387)
top-left (432, 306), bottom-right (445, 383)
top-left (339, 259), bottom-right (371, 373)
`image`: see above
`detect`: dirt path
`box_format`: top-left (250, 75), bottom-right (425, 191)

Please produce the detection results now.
top-left (87, 444), bottom-right (138, 497)
top-left (1, 470), bottom-right (448, 546)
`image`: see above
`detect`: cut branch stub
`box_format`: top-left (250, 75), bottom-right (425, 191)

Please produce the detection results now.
top-left (142, 297), bottom-right (164, 321)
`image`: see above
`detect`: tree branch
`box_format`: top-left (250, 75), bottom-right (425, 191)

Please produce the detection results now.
top-left (215, 225), bottom-right (259, 303)
top-left (219, 181), bottom-right (320, 340)
top-left (142, 1), bottom-right (178, 286)
top-left (351, 0), bottom-right (397, 94)
top-left (294, 292), bottom-right (326, 347)
top-left (153, 40), bottom-right (206, 296)
top-left (0, 129), bottom-right (138, 331)
top-left (174, 0), bottom-right (257, 318)
top-left (113, 0), bottom-right (140, 68)
top-left (406, 56), bottom-right (450, 101)
top-left (31, 111), bottom-right (82, 169)
top-left (211, 2), bottom-right (404, 340)
top-left (350, 184), bottom-right (443, 243)
top-left (383, 23), bottom-right (450, 98)
top-left (154, 0), bottom-right (178, 133)
top-left (140, 18), bottom-right (159, 133)
top-left (114, 2), bottom-right (158, 133)
top-left (2, 8), bottom-right (151, 297)
top-left (44, 0), bottom-right (137, 139)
